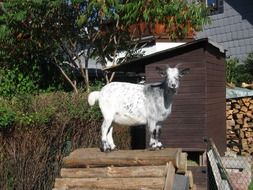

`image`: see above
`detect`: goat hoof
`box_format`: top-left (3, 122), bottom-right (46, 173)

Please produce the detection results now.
top-left (100, 141), bottom-right (112, 152)
top-left (157, 142), bottom-right (164, 150)
top-left (111, 147), bottom-right (118, 151)
top-left (149, 147), bottom-right (159, 151)
top-left (104, 148), bottom-right (112, 153)
top-left (149, 141), bottom-right (164, 151)
top-left (100, 147), bottom-right (112, 152)
top-left (158, 146), bottom-right (164, 150)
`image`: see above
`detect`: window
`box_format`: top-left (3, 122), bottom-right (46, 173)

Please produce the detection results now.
top-left (206, 0), bottom-right (224, 14)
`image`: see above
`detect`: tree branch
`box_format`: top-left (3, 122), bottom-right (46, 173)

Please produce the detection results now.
top-left (53, 57), bottom-right (78, 94)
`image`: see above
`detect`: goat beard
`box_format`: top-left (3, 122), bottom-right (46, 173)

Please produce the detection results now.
top-left (167, 87), bottom-right (177, 95)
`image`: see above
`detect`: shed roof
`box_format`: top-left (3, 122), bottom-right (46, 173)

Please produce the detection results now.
top-left (226, 87), bottom-right (253, 99)
top-left (104, 38), bottom-right (225, 73)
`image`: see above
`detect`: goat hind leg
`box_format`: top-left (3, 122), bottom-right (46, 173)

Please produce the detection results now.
top-left (107, 125), bottom-right (117, 151)
top-left (101, 119), bottom-right (113, 152)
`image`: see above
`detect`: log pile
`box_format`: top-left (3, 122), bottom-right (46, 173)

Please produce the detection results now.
top-left (226, 97), bottom-right (253, 155)
top-left (53, 148), bottom-right (197, 190)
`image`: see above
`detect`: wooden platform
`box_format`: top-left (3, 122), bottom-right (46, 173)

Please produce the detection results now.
top-left (53, 148), bottom-right (197, 190)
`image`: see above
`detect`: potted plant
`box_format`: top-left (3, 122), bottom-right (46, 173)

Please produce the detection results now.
top-left (122, 0), bottom-right (209, 39)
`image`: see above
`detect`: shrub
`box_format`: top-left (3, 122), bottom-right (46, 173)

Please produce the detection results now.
top-left (226, 58), bottom-right (239, 85)
top-left (0, 67), bottom-right (39, 98)
top-left (0, 92), bottom-right (101, 189)
top-left (0, 98), bottom-right (15, 131)
top-left (226, 53), bottom-right (253, 86)
top-left (0, 91), bottom-right (132, 190)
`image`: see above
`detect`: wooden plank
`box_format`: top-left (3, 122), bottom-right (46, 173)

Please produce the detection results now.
top-left (187, 166), bottom-right (207, 190)
top-left (54, 177), bottom-right (164, 190)
top-left (172, 105), bottom-right (205, 113)
top-left (175, 93), bottom-right (205, 99)
top-left (163, 123), bottom-right (204, 129)
top-left (191, 184), bottom-right (197, 190)
top-left (177, 153), bottom-right (188, 174)
top-left (185, 171), bottom-right (194, 189)
top-left (63, 148), bottom-right (181, 169)
top-left (164, 162), bottom-right (176, 190)
top-left (61, 165), bottom-right (167, 178)
top-left (173, 99), bottom-right (206, 105)
top-left (172, 174), bottom-right (189, 190)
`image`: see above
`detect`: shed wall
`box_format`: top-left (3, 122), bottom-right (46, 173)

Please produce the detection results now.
top-left (145, 47), bottom-right (207, 151)
top-left (145, 45), bottom-right (226, 154)
top-left (205, 46), bottom-right (226, 155)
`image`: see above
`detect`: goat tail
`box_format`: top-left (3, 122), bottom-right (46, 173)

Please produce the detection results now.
top-left (88, 91), bottom-right (100, 106)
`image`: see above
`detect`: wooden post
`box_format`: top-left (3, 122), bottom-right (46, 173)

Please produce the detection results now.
top-left (53, 148), bottom-right (193, 190)
top-left (63, 148), bottom-right (182, 169)
top-left (164, 162), bottom-right (175, 190)
top-left (177, 152), bottom-right (187, 174)
top-left (54, 177), bottom-right (165, 190)
top-left (61, 165), bottom-right (167, 178)
top-left (185, 170), bottom-right (194, 189)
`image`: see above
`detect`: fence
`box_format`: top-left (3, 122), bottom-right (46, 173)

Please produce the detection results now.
top-left (206, 139), bottom-right (252, 190)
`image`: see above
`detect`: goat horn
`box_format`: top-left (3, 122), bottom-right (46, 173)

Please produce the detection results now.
top-left (175, 63), bottom-right (184, 68)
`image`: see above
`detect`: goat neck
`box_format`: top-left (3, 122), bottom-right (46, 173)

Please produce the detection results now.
top-left (162, 79), bottom-right (177, 109)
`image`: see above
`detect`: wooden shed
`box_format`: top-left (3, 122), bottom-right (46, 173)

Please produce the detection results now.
top-left (106, 38), bottom-right (226, 155)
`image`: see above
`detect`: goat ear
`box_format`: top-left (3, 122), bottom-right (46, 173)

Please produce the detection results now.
top-left (179, 68), bottom-right (190, 77)
top-left (156, 66), bottom-right (166, 77)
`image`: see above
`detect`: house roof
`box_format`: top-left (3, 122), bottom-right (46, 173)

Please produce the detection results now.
top-left (196, 0), bottom-right (253, 61)
top-left (104, 38), bottom-right (225, 73)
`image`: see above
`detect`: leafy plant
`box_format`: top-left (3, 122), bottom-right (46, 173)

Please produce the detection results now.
top-left (244, 52), bottom-right (253, 79)
top-left (226, 53), bottom-right (253, 86)
top-left (0, 66), bottom-right (39, 98)
top-left (0, 100), bottom-right (15, 130)
top-left (120, 0), bottom-right (209, 39)
top-left (226, 58), bottom-right (239, 85)
top-left (249, 181), bottom-right (253, 190)
top-left (0, 0), bottom-right (210, 94)
top-left (0, 0), bottom-right (76, 91)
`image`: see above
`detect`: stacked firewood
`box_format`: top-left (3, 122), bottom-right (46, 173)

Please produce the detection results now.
top-left (226, 97), bottom-right (253, 155)
top-left (53, 148), bottom-right (196, 190)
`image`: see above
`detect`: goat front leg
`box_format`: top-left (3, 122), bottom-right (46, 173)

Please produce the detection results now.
top-left (148, 121), bottom-right (161, 150)
top-left (155, 125), bottom-right (163, 149)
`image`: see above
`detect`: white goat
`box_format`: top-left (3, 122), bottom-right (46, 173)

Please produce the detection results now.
top-left (88, 66), bottom-right (189, 152)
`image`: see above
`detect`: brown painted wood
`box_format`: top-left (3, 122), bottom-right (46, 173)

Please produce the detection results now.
top-left (106, 39), bottom-right (226, 155)
top-left (187, 166), bottom-right (207, 190)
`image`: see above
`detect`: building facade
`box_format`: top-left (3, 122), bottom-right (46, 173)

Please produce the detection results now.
top-left (197, 0), bottom-right (253, 61)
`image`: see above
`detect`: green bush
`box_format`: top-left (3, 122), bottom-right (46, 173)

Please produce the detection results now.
top-left (0, 90), bottom-right (134, 189)
top-left (249, 181), bottom-right (253, 190)
top-left (226, 53), bottom-right (253, 86)
top-left (226, 58), bottom-right (239, 85)
top-left (0, 88), bottom-right (103, 131)
top-left (0, 91), bottom-right (102, 190)
top-left (0, 100), bottom-right (15, 130)
top-left (0, 66), bottom-right (39, 98)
